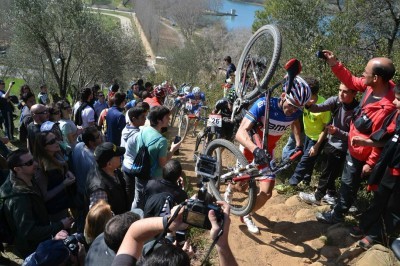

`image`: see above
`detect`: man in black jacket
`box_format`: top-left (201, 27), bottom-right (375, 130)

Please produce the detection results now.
top-left (0, 149), bottom-right (73, 258)
top-left (85, 142), bottom-right (129, 215)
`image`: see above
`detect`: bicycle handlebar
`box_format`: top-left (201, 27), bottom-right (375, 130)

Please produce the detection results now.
top-left (220, 150), bottom-right (303, 182)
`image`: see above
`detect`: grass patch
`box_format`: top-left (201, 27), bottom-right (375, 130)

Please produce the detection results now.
top-left (99, 13), bottom-right (122, 30)
top-left (2, 78), bottom-right (27, 96)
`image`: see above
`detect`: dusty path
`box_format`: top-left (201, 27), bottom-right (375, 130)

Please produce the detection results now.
top-left (172, 130), bottom-right (379, 266)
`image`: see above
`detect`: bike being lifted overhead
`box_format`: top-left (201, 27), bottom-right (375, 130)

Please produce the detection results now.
top-left (195, 25), bottom-right (304, 216)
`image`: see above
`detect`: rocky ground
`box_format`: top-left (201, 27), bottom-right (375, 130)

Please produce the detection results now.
top-left (173, 131), bottom-right (400, 266)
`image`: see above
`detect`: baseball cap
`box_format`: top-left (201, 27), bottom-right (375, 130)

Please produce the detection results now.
top-left (23, 240), bottom-right (70, 266)
top-left (94, 142), bottom-right (125, 166)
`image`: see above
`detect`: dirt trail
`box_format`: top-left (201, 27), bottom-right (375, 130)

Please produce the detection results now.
top-left (173, 132), bottom-right (370, 266)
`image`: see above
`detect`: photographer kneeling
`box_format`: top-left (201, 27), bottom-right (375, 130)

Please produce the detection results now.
top-left (112, 201), bottom-right (237, 266)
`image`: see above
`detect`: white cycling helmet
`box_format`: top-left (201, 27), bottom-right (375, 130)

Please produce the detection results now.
top-left (192, 86), bottom-right (201, 95)
top-left (183, 86), bottom-right (191, 94)
top-left (283, 76), bottom-right (311, 107)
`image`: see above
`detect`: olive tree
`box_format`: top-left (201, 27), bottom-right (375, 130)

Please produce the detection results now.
top-left (253, 0), bottom-right (400, 96)
top-left (3, 0), bottom-right (146, 98)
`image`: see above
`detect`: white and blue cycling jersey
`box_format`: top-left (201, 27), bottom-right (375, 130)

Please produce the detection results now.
top-left (184, 92), bottom-right (206, 114)
top-left (245, 97), bottom-right (302, 153)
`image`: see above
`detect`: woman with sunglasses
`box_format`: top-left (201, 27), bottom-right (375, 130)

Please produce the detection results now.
top-left (34, 131), bottom-right (76, 222)
top-left (57, 100), bottom-right (81, 150)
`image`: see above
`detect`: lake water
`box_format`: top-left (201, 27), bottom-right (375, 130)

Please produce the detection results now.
top-left (220, 0), bottom-right (264, 30)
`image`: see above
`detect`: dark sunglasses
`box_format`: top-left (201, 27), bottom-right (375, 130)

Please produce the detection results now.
top-left (286, 100), bottom-right (303, 111)
top-left (35, 110), bottom-right (48, 115)
top-left (62, 106), bottom-right (71, 110)
top-left (98, 94), bottom-right (105, 97)
top-left (17, 159), bottom-right (34, 167)
top-left (45, 138), bottom-right (58, 146)
top-left (50, 111), bottom-right (60, 115)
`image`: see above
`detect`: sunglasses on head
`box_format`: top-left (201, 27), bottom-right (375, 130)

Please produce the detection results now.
top-left (17, 159), bottom-right (34, 167)
top-left (45, 138), bottom-right (58, 146)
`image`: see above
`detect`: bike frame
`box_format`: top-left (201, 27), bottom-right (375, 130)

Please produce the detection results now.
top-left (233, 59), bottom-right (301, 152)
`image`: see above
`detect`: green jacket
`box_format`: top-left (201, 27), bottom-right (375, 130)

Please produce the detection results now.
top-left (0, 173), bottom-right (64, 258)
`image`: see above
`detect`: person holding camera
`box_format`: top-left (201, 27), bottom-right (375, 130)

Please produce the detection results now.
top-left (129, 106), bottom-right (181, 210)
top-left (0, 149), bottom-right (74, 258)
top-left (316, 50), bottom-right (397, 224)
top-left (112, 201), bottom-right (237, 266)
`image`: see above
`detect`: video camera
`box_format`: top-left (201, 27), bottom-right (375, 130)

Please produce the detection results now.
top-left (63, 233), bottom-right (87, 256)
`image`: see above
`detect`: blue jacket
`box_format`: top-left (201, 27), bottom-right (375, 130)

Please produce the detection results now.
top-left (106, 106), bottom-right (126, 146)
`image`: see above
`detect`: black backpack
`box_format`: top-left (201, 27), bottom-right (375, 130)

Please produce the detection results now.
top-left (74, 102), bottom-right (88, 126)
top-left (131, 133), bottom-right (162, 180)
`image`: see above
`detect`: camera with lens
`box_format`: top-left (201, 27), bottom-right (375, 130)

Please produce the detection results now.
top-left (315, 46), bottom-right (326, 59)
top-left (63, 233), bottom-right (86, 255)
top-left (183, 185), bottom-right (224, 230)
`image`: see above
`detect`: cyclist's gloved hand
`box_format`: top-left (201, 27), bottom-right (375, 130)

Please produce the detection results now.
top-left (253, 147), bottom-right (271, 165)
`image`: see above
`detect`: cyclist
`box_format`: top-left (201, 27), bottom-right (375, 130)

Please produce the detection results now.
top-left (229, 76), bottom-right (311, 233)
top-left (211, 88), bottom-right (238, 140)
top-left (144, 85), bottom-right (166, 108)
top-left (177, 86), bottom-right (206, 116)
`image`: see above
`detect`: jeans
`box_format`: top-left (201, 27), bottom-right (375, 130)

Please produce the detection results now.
top-left (289, 135), bottom-right (320, 185)
top-left (131, 177), bottom-right (149, 210)
top-left (1, 111), bottom-right (14, 140)
top-left (282, 132), bottom-right (305, 161)
top-left (314, 143), bottom-right (347, 201)
top-left (333, 153), bottom-right (365, 218)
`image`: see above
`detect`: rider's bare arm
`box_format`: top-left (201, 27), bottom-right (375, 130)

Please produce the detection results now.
top-left (291, 119), bottom-right (303, 147)
top-left (235, 117), bottom-right (258, 153)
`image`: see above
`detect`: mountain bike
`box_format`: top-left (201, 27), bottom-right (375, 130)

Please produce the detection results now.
top-left (197, 141), bottom-right (303, 216)
top-left (169, 83), bottom-right (191, 127)
top-left (196, 24), bottom-right (303, 216)
top-left (176, 104), bottom-right (208, 141)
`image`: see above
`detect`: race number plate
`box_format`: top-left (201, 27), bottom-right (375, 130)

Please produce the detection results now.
top-left (207, 114), bottom-right (222, 127)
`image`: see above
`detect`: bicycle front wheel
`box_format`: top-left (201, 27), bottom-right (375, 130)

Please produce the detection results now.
top-left (177, 112), bottom-right (189, 141)
top-left (235, 24), bottom-right (282, 101)
top-left (204, 139), bottom-right (256, 216)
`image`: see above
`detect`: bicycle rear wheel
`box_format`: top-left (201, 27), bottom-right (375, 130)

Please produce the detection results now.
top-left (204, 139), bottom-right (256, 216)
top-left (235, 24), bottom-right (282, 101)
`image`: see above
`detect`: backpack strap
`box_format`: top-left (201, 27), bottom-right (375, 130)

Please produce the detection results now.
top-left (140, 131), bottom-right (163, 148)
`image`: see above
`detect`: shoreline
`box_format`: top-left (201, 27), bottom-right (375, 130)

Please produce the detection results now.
top-left (230, 0), bottom-right (265, 7)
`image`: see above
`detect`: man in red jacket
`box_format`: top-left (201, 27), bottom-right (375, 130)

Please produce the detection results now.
top-left (316, 50), bottom-right (396, 224)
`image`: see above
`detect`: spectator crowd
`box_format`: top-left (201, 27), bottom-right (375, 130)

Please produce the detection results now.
top-left (0, 49), bottom-right (400, 265)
